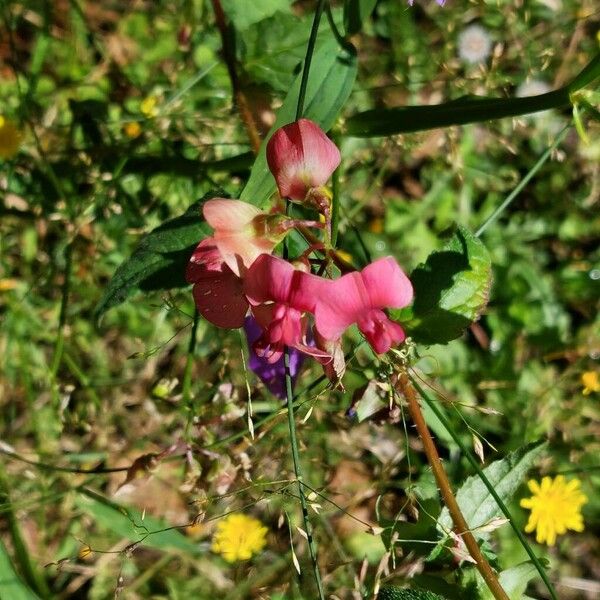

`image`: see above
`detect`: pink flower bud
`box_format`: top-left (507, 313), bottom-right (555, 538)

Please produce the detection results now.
top-left (266, 119), bottom-right (340, 201)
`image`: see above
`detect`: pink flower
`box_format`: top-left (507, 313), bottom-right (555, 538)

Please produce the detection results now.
top-left (186, 239), bottom-right (249, 329)
top-left (266, 119), bottom-right (341, 201)
top-left (203, 198), bottom-right (322, 276)
top-left (244, 254), bottom-right (330, 364)
top-left (203, 199), bottom-right (277, 276)
top-left (312, 257), bottom-right (413, 354)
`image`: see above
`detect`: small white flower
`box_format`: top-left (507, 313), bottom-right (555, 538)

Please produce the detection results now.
top-left (516, 79), bottom-right (551, 98)
top-left (458, 24), bottom-right (492, 65)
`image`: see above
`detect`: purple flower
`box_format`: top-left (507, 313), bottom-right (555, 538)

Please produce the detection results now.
top-left (243, 316), bottom-right (305, 399)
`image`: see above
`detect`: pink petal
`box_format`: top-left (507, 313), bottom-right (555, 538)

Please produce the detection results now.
top-left (313, 272), bottom-right (371, 340)
top-left (362, 257), bottom-right (414, 309)
top-left (244, 254), bottom-right (294, 306)
top-left (186, 238), bottom-right (223, 283)
top-left (214, 232), bottom-right (274, 276)
top-left (192, 269), bottom-right (248, 329)
top-left (266, 119), bottom-right (341, 200)
top-left (203, 199), bottom-right (262, 232)
top-left (244, 255), bottom-right (316, 313)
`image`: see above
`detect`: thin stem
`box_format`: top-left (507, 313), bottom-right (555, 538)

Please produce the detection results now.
top-left (283, 349), bottom-right (325, 599)
top-left (0, 448), bottom-right (129, 474)
top-left (211, 0), bottom-right (262, 154)
top-left (475, 123), bottom-right (570, 237)
top-left (183, 310), bottom-right (200, 437)
top-left (50, 240), bottom-right (73, 377)
top-left (396, 372), bottom-right (510, 600)
top-left (295, 0), bottom-right (327, 121)
top-left (410, 377), bottom-right (559, 600)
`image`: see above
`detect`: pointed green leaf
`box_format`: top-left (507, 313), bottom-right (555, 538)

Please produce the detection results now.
top-left (437, 441), bottom-right (546, 540)
top-left (345, 53), bottom-right (600, 137)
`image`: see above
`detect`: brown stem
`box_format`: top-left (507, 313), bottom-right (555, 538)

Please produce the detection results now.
top-left (397, 372), bottom-right (510, 600)
top-left (211, 0), bottom-right (262, 154)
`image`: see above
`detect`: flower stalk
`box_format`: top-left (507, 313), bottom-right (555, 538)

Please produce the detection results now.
top-left (283, 348), bottom-right (325, 599)
top-left (396, 371), bottom-right (510, 600)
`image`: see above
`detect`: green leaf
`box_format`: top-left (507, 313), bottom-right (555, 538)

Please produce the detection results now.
top-left (343, 0), bottom-right (378, 36)
top-left (94, 192), bottom-right (222, 319)
top-left (377, 587), bottom-right (448, 600)
top-left (0, 541), bottom-right (40, 600)
top-left (402, 226), bottom-right (492, 345)
top-left (75, 491), bottom-right (200, 555)
top-left (437, 441), bottom-right (546, 540)
top-left (497, 562), bottom-right (539, 600)
top-left (221, 0), bottom-right (292, 30)
top-left (240, 37), bottom-right (357, 207)
top-left (345, 53), bottom-right (600, 137)
top-left (242, 10), bottom-right (346, 93)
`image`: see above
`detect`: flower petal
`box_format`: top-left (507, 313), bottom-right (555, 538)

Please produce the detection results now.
top-left (192, 269), bottom-right (248, 328)
top-left (266, 119), bottom-right (340, 200)
top-left (313, 271), bottom-right (370, 340)
top-left (203, 199), bottom-right (262, 232)
top-left (362, 256), bottom-right (414, 309)
top-left (186, 238), bottom-right (224, 283)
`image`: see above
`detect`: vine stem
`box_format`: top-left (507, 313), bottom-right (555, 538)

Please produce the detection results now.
top-left (295, 0), bottom-right (327, 121)
top-left (211, 0), bottom-right (262, 154)
top-left (396, 371), bottom-right (510, 600)
top-left (283, 350), bottom-right (325, 599)
top-left (278, 2), bottom-right (330, 596)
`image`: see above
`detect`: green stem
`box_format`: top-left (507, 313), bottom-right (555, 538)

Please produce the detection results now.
top-left (475, 124), bottom-right (570, 237)
top-left (295, 0), bottom-right (327, 121)
top-left (283, 349), bottom-right (325, 599)
top-left (183, 310), bottom-right (200, 437)
top-left (410, 377), bottom-right (559, 600)
top-left (50, 241), bottom-right (73, 378)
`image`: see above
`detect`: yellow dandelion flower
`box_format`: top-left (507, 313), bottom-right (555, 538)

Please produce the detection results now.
top-left (0, 116), bottom-right (23, 159)
top-left (520, 476), bottom-right (587, 546)
top-left (140, 95), bottom-right (159, 118)
top-left (581, 371), bottom-right (600, 395)
top-left (211, 513), bottom-right (268, 563)
top-left (123, 121), bottom-right (142, 138)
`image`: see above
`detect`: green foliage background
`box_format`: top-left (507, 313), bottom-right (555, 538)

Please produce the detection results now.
top-left (0, 0), bottom-right (598, 598)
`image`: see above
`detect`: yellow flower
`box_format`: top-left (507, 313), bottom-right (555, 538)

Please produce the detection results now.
top-left (520, 476), bottom-right (587, 546)
top-left (123, 121), bottom-right (142, 138)
top-left (211, 513), bottom-right (268, 562)
top-left (140, 95), bottom-right (159, 118)
top-left (0, 116), bottom-right (23, 159)
top-left (581, 371), bottom-right (600, 395)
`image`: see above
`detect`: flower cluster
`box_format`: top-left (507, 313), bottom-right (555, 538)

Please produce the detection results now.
top-left (187, 119), bottom-right (413, 388)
